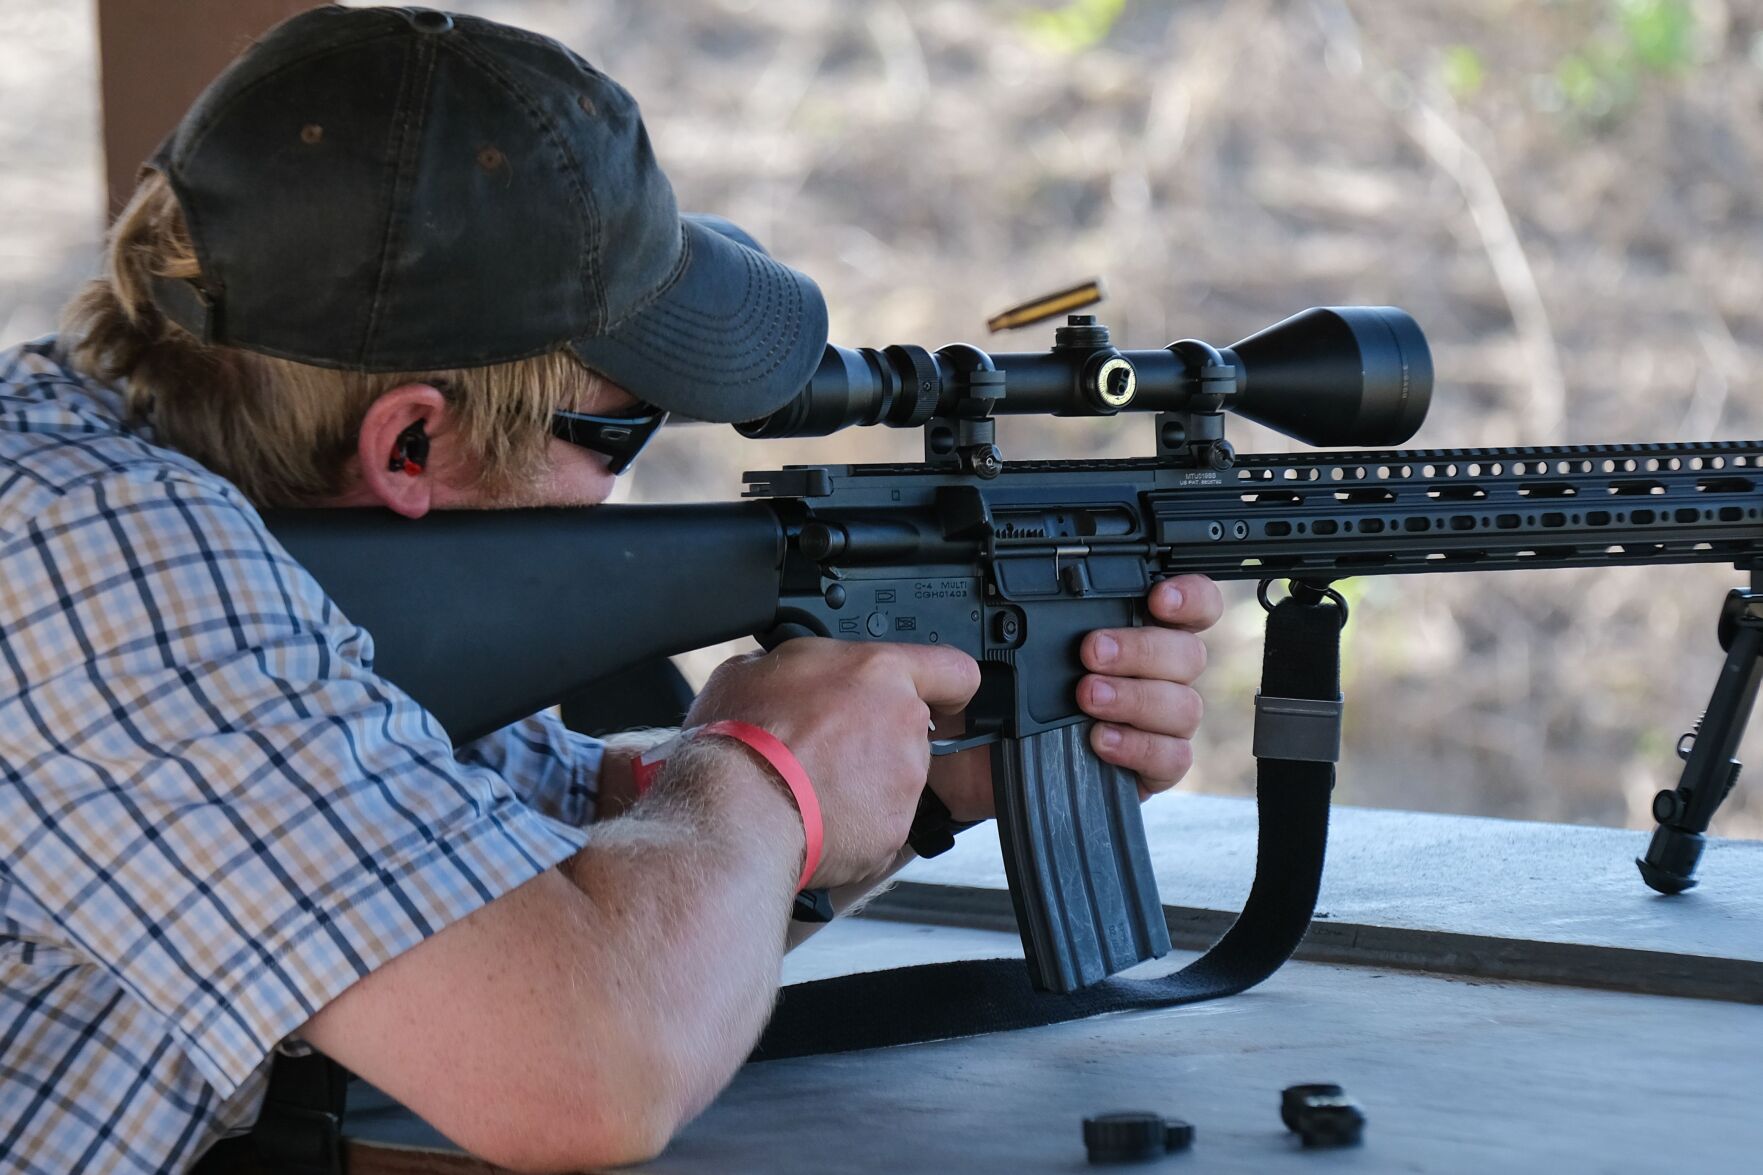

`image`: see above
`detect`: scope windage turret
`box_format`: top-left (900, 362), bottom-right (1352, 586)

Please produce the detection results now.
top-left (737, 305), bottom-right (1433, 450)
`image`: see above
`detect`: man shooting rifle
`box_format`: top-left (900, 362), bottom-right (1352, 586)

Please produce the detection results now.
top-left (0, 8), bottom-right (1217, 1171)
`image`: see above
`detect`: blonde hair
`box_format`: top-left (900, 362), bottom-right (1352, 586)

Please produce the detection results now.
top-left (60, 171), bottom-right (593, 507)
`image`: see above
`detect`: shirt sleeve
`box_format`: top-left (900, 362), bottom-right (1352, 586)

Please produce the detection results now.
top-left (455, 713), bottom-right (604, 827)
top-left (0, 467), bottom-right (590, 1099)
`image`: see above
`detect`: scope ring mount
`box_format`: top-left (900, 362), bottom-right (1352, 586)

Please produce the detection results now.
top-left (1257, 578), bottom-right (1349, 628)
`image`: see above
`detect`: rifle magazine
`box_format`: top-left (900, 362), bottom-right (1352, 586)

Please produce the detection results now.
top-left (991, 724), bottom-right (1172, 992)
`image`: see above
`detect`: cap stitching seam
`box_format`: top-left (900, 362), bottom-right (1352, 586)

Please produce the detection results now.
top-left (468, 19), bottom-right (605, 71)
top-left (160, 29), bottom-right (412, 340)
top-left (172, 29), bottom-right (411, 164)
top-left (643, 244), bottom-right (769, 328)
top-left (359, 35), bottom-right (437, 365)
top-left (444, 36), bottom-right (601, 330)
top-left (585, 320), bottom-right (802, 380)
top-left (647, 254), bottom-right (770, 341)
top-left (598, 224), bottom-right (692, 337)
top-left (577, 243), bottom-right (823, 383)
top-left (590, 277), bottom-right (804, 379)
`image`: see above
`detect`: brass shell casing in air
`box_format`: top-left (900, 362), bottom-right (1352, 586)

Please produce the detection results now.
top-left (986, 278), bottom-right (1106, 332)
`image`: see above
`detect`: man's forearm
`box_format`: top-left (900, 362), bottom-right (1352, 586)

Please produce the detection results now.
top-left (299, 735), bottom-right (803, 1171)
top-left (561, 735), bottom-right (804, 1143)
top-left (601, 731), bottom-right (956, 951)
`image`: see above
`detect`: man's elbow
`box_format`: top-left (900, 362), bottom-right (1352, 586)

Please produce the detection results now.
top-left (482, 1122), bottom-right (675, 1174)
top-left (455, 1087), bottom-right (683, 1173)
top-left (445, 1037), bottom-right (710, 1172)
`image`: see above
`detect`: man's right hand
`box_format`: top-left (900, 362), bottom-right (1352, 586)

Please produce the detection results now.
top-left (301, 638), bottom-right (977, 1172)
top-left (681, 638), bottom-right (981, 889)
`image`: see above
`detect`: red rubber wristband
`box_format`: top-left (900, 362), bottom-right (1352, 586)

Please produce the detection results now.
top-left (700, 721), bottom-right (822, 891)
top-left (629, 722), bottom-right (823, 892)
top-left (630, 743), bottom-right (669, 796)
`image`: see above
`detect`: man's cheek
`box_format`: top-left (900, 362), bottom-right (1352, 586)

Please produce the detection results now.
top-left (544, 441), bottom-right (620, 506)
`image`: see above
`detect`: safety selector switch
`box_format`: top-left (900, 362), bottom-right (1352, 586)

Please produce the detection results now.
top-left (1082, 1112), bottom-right (1194, 1163)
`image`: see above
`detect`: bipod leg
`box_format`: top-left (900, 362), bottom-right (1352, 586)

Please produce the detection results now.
top-left (1638, 567), bottom-right (1763, 894)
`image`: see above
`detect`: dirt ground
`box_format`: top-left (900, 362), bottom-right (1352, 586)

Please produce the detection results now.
top-left (4, 0), bottom-right (1760, 838)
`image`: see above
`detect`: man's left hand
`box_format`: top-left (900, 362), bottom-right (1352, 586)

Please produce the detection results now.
top-left (927, 574), bottom-right (1224, 823)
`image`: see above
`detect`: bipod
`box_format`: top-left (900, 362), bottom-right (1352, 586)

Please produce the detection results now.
top-left (1638, 562), bottom-right (1763, 894)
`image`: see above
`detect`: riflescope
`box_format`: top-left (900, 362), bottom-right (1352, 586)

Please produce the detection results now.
top-left (738, 306), bottom-right (1433, 460)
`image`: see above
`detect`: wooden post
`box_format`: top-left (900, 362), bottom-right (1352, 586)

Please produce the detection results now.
top-left (97, 0), bottom-right (326, 217)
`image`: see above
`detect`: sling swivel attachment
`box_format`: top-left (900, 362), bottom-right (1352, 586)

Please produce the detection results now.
top-left (1256, 577), bottom-right (1350, 628)
top-left (1252, 578), bottom-right (1347, 765)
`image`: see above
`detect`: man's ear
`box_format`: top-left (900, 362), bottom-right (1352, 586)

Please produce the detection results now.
top-left (354, 383), bottom-right (453, 519)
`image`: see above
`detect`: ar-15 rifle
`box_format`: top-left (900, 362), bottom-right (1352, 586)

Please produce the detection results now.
top-left (267, 305), bottom-right (1762, 1002)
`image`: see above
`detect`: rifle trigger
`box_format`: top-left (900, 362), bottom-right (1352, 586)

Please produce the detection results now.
top-left (931, 731), bottom-right (1000, 756)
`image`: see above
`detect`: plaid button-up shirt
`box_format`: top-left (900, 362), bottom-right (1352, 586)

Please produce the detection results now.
top-left (0, 340), bottom-right (601, 1173)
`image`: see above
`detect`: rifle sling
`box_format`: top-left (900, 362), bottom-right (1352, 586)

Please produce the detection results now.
top-left (226, 595), bottom-right (1338, 1169)
top-left (752, 592), bottom-right (1341, 1060)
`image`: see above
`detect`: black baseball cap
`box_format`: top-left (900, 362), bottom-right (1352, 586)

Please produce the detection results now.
top-left (144, 5), bottom-right (828, 424)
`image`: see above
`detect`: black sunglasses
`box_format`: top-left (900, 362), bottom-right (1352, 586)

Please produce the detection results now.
top-left (549, 406), bottom-right (668, 475)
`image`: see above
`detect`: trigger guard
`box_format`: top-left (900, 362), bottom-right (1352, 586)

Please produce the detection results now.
top-left (758, 623), bottom-right (818, 650)
top-left (759, 607), bottom-right (832, 650)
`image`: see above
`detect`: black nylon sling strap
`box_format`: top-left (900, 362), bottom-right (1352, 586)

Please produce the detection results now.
top-left (751, 592), bottom-right (1343, 1061)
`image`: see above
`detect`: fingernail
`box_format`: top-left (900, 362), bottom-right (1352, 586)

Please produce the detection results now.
top-left (1091, 681), bottom-right (1116, 705)
top-left (1160, 582), bottom-right (1184, 610)
top-left (1098, 725), bottom-right (1122, 750)
top-left (1093, 633), bottom-right (1118, 664)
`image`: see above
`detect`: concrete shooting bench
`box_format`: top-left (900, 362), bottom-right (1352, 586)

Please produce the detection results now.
top-left (340, 794), bottom-right (1763, 1173)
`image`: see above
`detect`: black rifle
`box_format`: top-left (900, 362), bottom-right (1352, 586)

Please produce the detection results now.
top-left (268, 306), bottom-right (1762, 995)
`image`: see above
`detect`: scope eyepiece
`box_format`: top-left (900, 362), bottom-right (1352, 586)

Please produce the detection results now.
top-left (737, 344), bottom-right (943, 439)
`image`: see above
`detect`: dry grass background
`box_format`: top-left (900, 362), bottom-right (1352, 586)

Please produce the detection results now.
top-left (4, 0), bottom-right (1761, 836)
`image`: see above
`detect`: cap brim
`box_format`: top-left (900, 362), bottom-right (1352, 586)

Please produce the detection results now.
top-left (569, 216), bottom-right (828, 424)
